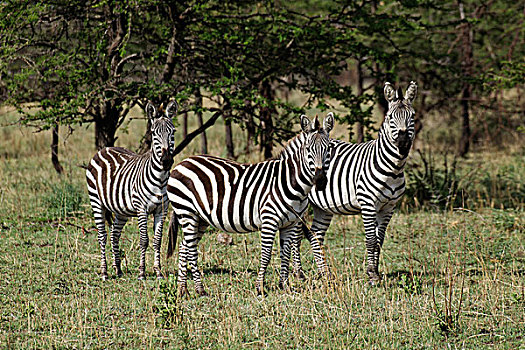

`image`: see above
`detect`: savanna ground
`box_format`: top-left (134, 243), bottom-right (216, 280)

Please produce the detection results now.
top-left (0, 106), bottom-right (524, 349)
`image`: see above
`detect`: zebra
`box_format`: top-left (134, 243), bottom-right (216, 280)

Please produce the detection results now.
top-left (85, 101), bottom-right (177, 280)
top-left (296, 81), bottom-right (417, 285)
top-left (166, 113), bottom-right (334, 296)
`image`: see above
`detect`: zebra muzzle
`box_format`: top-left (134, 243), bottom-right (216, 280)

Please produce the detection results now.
top-left (313, 167), bottom-right (327, 191)
top-left (396, 130), bottom-right (412, 157)
top-left (161, 148), bottom-right (174, 171)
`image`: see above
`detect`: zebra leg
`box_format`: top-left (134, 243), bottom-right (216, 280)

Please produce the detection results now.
top-left (152, 207), bottom-right (168, 279)
top-left (374, 209), bottom-right (394, 280)
top-left (278, 224), bottom-right (302, 290)
top-left (305, 207), bottom-right (333, 279)
top-left (177, 239), bottom-right (189, 297)
top-left (256, 220), bottom-right (279, 296)
top-left (89, 195), bottom-right (109, 280)
top-left (137, 211), bottom-right (149, 280)
top-left (110, 215), bottom-right (128, 278)
top-left (188, 221), bottom-right (207, 296)
top-left (291, 230), bottom-right (306, 281)
top-left (362, 208), bottom-right (381, 284)
top-left (177, 215), bottom-right (204, 296)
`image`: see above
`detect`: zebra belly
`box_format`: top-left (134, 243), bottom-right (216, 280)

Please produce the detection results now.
top-left (309, 189), bottom-right (361, 216)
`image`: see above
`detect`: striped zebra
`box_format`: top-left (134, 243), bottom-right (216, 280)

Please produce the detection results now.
top-left (85, 101), bottom-right (177, 280)
top-left (297, 82), bottom-right (417, 285)
top-left (166, 114), bottom-right (334, 296)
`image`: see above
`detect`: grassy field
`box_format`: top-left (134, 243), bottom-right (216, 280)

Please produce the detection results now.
top-left (0, 108), bottom-right (524, 348)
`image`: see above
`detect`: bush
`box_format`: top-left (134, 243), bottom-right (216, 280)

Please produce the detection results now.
top-left (41, 181), bottom-right (86, 219)
top-left (403, 150), bottom-right (525, 211)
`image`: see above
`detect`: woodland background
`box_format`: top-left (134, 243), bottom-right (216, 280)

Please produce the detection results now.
top-left (0, 1), bottom-right (523, 348)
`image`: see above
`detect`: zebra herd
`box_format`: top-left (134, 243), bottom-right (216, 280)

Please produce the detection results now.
top-left (86, 81), bottom-right (417, 296)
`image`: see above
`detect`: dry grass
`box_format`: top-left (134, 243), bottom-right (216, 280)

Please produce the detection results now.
top-left (0, 108), bottom-right (523, 349)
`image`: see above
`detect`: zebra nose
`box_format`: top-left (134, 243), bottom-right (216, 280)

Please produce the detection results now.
top-left (396, 130), bottom-right (412, 156)
top-left (313, 167), bottom-right (327, 191)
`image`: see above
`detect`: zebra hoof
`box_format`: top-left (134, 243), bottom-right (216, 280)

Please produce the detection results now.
top-left (295, 270), bottom-right (306, 281)
top-left (101, 274), bottom-right (108, 281)
top-left (138, 275), bottom-right (146, 281)
top-left (256, 283), bottom-right (266, 297)
top-left (367, 275), bottom-right (382, 287)
top-left (196, 289), bottom-right (208, 297)
top-left (278, 280), bottom-right (292, 292)
top-left (178, 285), bottom-right (188, 298)
top-left (156, 275), bottom-right (164, 280)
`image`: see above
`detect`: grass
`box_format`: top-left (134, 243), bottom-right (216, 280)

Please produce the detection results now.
top-left (0, 108), bottom-right (524, 348)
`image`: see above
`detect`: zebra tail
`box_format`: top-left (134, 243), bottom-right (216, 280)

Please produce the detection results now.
top-left (301, 222), bottom-right (315, 242)
top-left (167, 211), bottom-right (178, 259)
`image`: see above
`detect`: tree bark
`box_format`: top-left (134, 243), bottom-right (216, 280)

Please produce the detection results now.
top-left (458, 85), bottom-right (471, 157)
top-left (245, 110), bottom-right (255, 154)
top-left (95, 101), bottom-right (119, 150)
top-left (224, 116), bottom-right (234, 159)
top-left (182, 112), bottom-right (188, 139)
top-left (457, 1), bottom-right (473, 157)
top-left (355, 59), bottom-right (365, 143)
top-left (51, 121), bottom-right (64, 174)
top-left (259, 80), bottom-right (275, 159)
top-left (195, 89), bottom-right (207, 154)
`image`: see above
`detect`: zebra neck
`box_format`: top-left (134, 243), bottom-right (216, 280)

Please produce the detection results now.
top-left (148, 151), bottom-right (171, 183)
top-left (280, 145), bottom-right (314, 199)
top-left (376, 128), bottom-right (408, 174)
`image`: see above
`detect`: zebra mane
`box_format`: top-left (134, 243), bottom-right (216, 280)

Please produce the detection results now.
top-left (273, 133), bottom-right (305, 160)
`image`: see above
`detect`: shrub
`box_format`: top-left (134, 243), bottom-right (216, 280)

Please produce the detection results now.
top-left (41, 181), bottom-right (86, 219)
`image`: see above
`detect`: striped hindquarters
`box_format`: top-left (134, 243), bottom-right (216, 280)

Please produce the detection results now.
top-left (86, 147), bottom-right (148, 217)
top-left (167, 155), bottom-right (278, 233)
top-left (309, 139), bottom-right (372, 214)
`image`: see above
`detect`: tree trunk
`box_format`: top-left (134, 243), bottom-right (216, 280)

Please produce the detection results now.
top-left (457, 1), bottom-right (473, 157)
top-left (259, 80), bottom-right (275, 159)
top-left (458, 85), bottom-right (471, 157)
top-left (195, 89), bottom-right (207, 154)
top-left (224, 117), bottom-right (234, 159)
top-left (95, 102), bottom-right (119, 150)
top-left (245, 110), bottom-right (255, 154)
top-left (51, 121), bottom-right (64, 174)
top-left (355, 59), bottom-right (364, 143)
top-left (138, 118), bottom-right (152, 154)
top-left (182, 112), bottom-right (188, 139)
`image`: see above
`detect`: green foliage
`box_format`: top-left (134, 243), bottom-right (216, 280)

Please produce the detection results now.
top-left (41, 181), bottom-right (86, 220)
top-left (404, 150), bottom-right (463, 210)
top-left (154, 275), bottom-right (184, 329)
top-left (0, 130), bottom-right (523, 348)
top-left (404, 150), bottom-right (525, 210)
top-left (397, 273), bottom-right (422, 295)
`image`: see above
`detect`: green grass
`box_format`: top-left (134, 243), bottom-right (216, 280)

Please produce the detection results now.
top-left (0, 109), bottom-right (524, 348)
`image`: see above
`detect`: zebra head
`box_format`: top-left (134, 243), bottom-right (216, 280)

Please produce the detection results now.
top-left (300, 112), bottom-right (334, 191)
top-left (383, 81), bottom-right (417, 157)
top-left (146, 101), bottom-right (177, 171)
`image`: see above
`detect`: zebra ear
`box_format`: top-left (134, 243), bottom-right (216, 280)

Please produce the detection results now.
top-left (404, 81), bottom-right (417, 104)
top-left (165, 100), bottom-right (178, 119)
top-left (300, 114), bottom-right (311, 132)
top-left (323, 112), bottom-right (334, 134)
top-left (146, 102), bottom-right (157, 120)
top-left (384, 82), bottom-right (396, 103)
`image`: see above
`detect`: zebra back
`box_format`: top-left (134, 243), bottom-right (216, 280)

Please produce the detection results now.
top-left (167, 113), bottom-right (334, 234)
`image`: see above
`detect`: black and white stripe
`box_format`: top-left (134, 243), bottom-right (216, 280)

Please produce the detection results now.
top-left (299, 82), bottom-right (417, 284)
top-left (166, 114), bottom-right (334, 296)
top-left (86, 101), bottom-right (177, 280)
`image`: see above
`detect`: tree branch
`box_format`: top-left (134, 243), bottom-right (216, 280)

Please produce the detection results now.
top-left (172, 110), bottom-right (223, 156)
